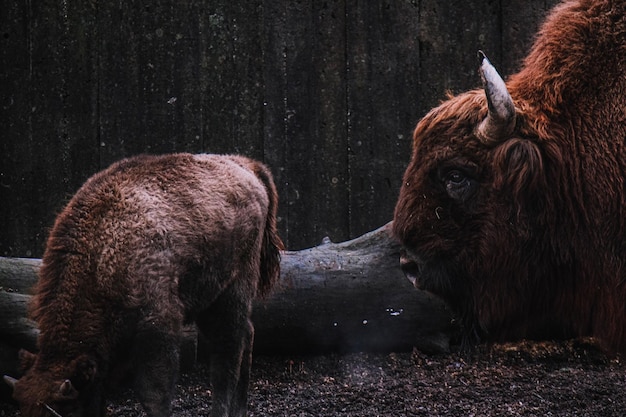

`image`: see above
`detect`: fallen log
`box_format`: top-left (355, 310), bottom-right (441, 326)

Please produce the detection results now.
top-left (251, 222), bottom-right (454, 354)
top-left (0, 222), bottom-right (455, 374)
top-left (0, 257), bottom-right (39, 350)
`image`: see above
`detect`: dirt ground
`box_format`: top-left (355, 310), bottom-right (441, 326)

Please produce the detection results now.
top-left (1, 339), bottom-right (624, 416)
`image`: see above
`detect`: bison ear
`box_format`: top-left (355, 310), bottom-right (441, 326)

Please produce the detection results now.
top-left (18, 349), bottom-right (37, 371)
top-left (70, 355), bottom-right (98, 388)
top-left (493, 138), bottom-right (544, 202)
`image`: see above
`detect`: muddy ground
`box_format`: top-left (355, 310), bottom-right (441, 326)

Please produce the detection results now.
top-left (1, 339), bottom-right (624, 416)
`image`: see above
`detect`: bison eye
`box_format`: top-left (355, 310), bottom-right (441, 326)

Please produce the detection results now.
top-left (443, 169), bottom-right (476, 202)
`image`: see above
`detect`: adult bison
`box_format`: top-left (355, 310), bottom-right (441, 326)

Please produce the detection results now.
top-left (3, 153), bottom-right (283, 417)
top-left (393, 0), bottom-right (626, 351)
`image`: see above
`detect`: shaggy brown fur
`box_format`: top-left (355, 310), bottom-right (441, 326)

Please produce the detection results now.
top-left (393, 0), bottom-right (626, 352)
top-left (6, 153), bottom-right (283, 417)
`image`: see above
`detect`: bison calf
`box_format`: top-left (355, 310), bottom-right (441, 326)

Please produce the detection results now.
top-left (4, 153), bottom-right (283, 417)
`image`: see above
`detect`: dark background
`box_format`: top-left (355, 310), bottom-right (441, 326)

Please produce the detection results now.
top-left (1, 0), bottom-right (558, 256)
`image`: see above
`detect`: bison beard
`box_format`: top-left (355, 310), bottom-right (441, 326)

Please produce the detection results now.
top-left (394, 0), bottom-right (626, 352)
top-left (399, 250), bottom-right (480, 348)
top-left (3, 153), bottom-right (283, 417)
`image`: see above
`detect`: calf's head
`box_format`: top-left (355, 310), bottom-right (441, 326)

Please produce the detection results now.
top-left (4, 350), bottom-right (98, 417)
top-left (393, 53), bottom-right (548, 342)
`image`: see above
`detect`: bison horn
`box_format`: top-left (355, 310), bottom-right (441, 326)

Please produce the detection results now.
top-left (477, 51), bottom-right (516, 143)
top-left (3, 375), bottom-right (17, 389)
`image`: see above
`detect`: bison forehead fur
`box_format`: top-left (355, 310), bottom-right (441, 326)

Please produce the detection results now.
top-left (8, 153), bottom-right (283, 417)
top-left (394, 0), bottom-right (626, 351)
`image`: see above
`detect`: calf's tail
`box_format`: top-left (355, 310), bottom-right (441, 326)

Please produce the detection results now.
top-left (251, 161), bottom-right (284, 298)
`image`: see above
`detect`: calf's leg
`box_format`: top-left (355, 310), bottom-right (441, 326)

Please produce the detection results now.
top-left (196, 286), bottom-right (254, 417)
top-left (230, 319), bottom-right (253, 416)
top-left (132, 327), bottom-right (181, 417)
